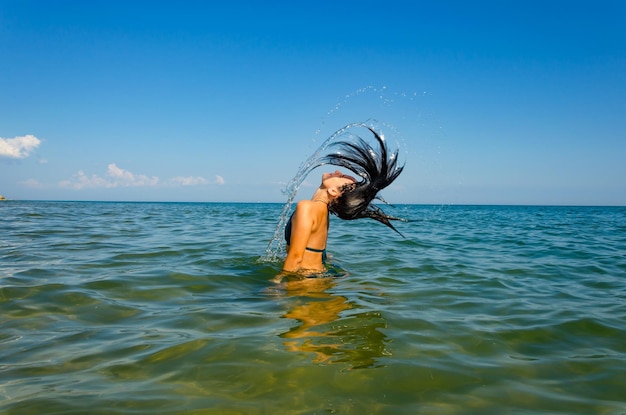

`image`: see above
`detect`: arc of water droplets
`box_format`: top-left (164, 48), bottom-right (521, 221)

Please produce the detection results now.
top-left (263, 122), bottom-right (370, 262)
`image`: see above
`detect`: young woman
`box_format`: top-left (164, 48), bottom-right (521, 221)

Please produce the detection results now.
top-left (282, 126), bottom-right (405, 275)
top-left (282, 170), bottom-right (356, 273)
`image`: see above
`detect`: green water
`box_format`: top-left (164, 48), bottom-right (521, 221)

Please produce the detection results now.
top-left (1, 202), bottom-right (625, 414)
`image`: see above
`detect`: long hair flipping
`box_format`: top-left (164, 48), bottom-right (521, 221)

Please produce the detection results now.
top-left (320, 126), bottom-right (406, 234)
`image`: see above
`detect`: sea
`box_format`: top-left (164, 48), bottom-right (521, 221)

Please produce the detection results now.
top-left (1, 201), bottom-right (625, 414)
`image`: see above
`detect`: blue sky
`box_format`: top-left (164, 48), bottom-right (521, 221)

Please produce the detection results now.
top-left (1, 0), bottom-right (624, 205)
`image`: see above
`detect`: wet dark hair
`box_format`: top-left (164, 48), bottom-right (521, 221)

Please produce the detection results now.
top-left (320, 126), bottom-right (406, 234)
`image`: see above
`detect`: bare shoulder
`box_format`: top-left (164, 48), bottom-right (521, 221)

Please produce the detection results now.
top-left (295, 200), bottom-right (314, 211)
top-left (295, 200), bottom-right (325, 215)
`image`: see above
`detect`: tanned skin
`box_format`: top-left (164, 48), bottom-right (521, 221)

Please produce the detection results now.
top-left (281, 171), bottom-right (356, 275)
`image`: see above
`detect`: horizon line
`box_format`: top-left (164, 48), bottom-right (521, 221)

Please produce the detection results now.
top-left (2, 199), bottom-right (625, 208)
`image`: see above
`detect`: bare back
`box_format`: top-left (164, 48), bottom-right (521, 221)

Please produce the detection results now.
top-left (283, 200), bottom-right (329, 273)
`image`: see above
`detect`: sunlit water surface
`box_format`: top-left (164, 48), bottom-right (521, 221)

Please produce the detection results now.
top-left (1, 201), bottom-right (625, 414)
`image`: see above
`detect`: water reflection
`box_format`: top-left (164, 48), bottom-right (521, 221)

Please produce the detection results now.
top-left (278, 278), bottom-right (390, 369)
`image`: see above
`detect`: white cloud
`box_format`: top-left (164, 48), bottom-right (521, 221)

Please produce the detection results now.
top-left (215, 175), bottom-right (225, 185)
top-left (60, 163), bottom-right (215, 190)
top-left (59, 170), bottom-right (111, 189)
top-left (168, 176), bottom-right (209, 186)
top-left (0, 135), bottom-right (41, 159)
top-left (20, 178), bottom-right (43, 188)
top-left (107, 163), bottom-right (134, 180)
top-left (106, 163), bottom-right (159, 186)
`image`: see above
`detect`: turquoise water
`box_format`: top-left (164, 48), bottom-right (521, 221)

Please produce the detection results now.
top-left (1, 201), bottom-right (625, 414)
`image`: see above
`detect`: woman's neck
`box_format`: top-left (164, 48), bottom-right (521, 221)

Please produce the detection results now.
top-left (311, 189), bottom-right (330, 205)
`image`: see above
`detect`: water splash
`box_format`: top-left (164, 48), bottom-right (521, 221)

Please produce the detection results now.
top-left (263, 121), bottom-right (379, 261)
